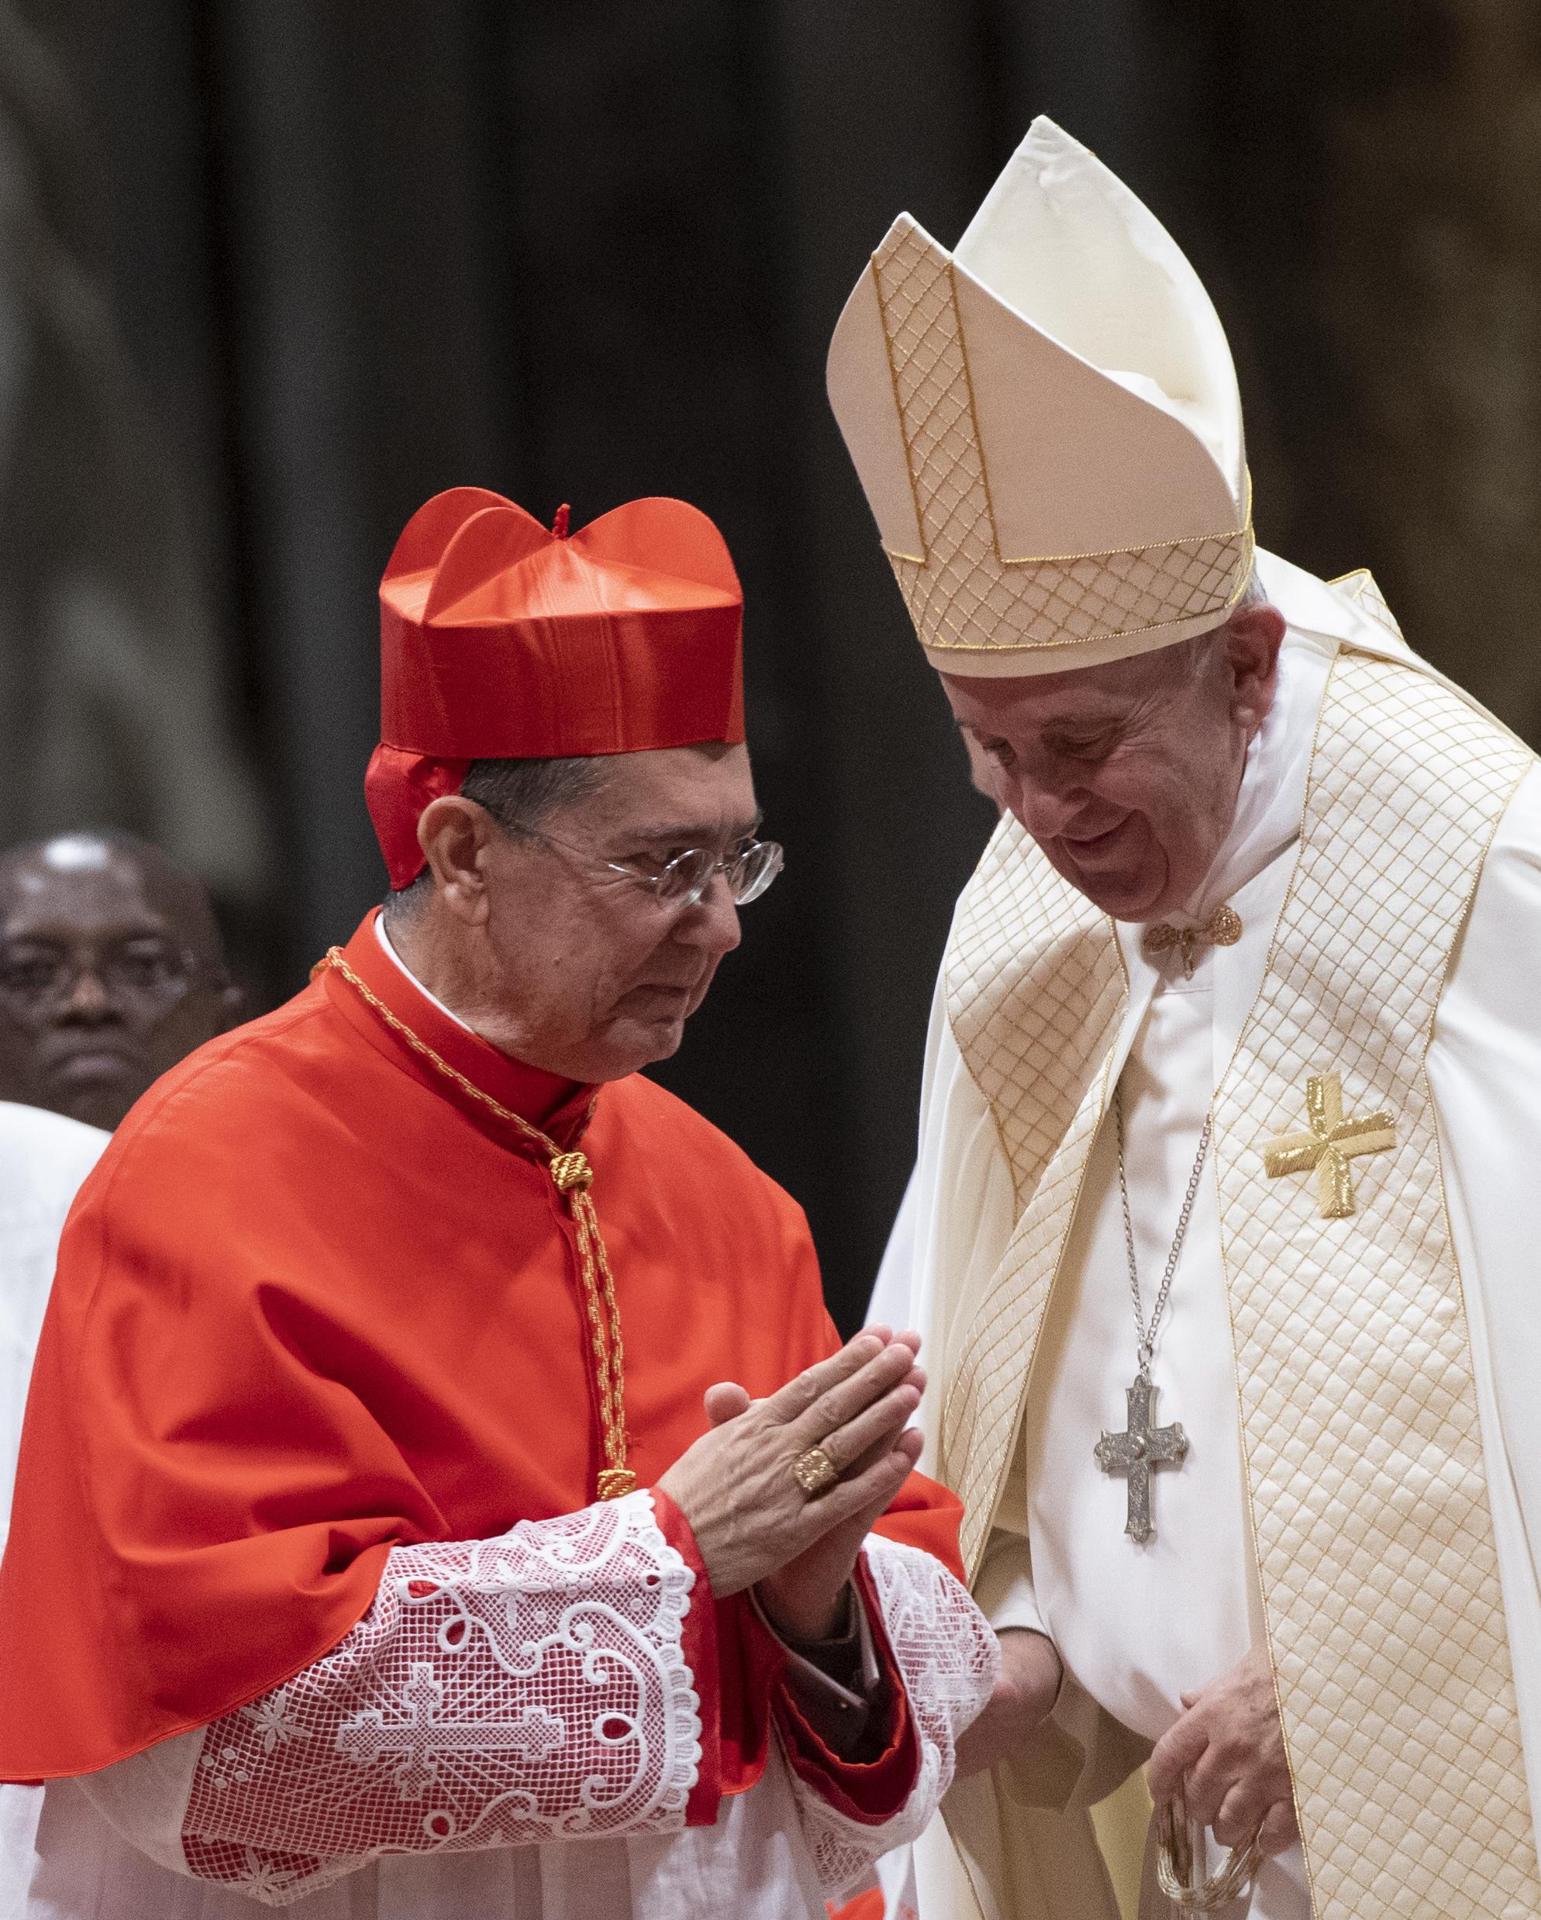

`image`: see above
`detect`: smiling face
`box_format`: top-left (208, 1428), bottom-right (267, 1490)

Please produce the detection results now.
top-left (941, 605), bottom-right (1285, 921)
top-left (0, 832), bottom-right (239, 1129)
top-left (405, 743), bottom-right (759, 1083)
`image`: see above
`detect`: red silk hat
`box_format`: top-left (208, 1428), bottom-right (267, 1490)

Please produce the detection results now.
top-left (366, 488), bottom-right (746, 888)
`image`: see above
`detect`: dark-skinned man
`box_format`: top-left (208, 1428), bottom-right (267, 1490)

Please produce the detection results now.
top-left (0, 829), bottom-right (240, 1131)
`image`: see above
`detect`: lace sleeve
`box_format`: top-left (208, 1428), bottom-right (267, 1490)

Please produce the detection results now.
top-left (88, 1491), bottom-right (712, 1907)
top-left (789, 1535), bottom-right (998, 1899)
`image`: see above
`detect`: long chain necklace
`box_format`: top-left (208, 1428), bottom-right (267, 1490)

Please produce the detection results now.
top-left (1093, 1085), bottom-right (1212, 1544)
top-left (319, 947), bottom-right (635, 1501)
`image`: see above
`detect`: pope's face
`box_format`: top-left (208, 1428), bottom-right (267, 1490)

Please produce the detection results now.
top-left (941, 612), bottom-right (1283, 921)
top-left (475, 744), bottom-right (757, 1083)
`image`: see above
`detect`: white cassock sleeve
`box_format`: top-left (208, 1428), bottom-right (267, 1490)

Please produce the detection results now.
top-left (1427, 761), bottom-right (1541, 1836)
top-left (890, 988), bottom-right (1147, 1813)
top-left (72, 1491), bottom-right (996, 1910)
top-left (892, 990), bottom-right (1040, 1631)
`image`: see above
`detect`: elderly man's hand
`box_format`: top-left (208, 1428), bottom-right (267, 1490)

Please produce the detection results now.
top-left (656, 1330), bottom-right (924, 1632)
top-left (953, 1628), bottom-right (1063, 1778)
top-left (1147, 1643), bottom-right (1299, 1857)
top-left (694, 1330), bottom-right (925, 1642)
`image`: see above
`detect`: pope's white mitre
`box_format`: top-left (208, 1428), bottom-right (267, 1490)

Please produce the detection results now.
top-left (827, 117), bottom-right (1254, 675)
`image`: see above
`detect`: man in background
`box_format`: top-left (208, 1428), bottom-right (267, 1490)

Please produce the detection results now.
top-left (0, 828), bottom-right (240, 1130)
top-left (0, 827), bottom-right (237, 1502)
top-left (0, 829), bottom-right (233, 1915)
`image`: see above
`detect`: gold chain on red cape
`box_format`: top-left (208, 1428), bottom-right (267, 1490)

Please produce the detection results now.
top-left (318, 946), bottom-right (635, 1500)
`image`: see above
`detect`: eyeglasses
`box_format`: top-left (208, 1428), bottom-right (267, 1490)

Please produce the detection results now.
top-left (531, 830), bottom-right (785, 911)
top-left (0, 939), bottom-right (208, 1015)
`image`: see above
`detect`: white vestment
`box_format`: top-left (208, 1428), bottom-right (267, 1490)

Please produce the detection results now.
top-left (0, 1102), bottom-right (105, 1550)
top-left (877, 555), bottom-right (1541, 1919)
top-left (0, 1101), bottom-right (107, 1920)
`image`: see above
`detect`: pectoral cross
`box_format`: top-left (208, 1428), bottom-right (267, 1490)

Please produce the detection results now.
top-left (1262, 1071), bottom-right (1396, 1220)
top-left (1095, 1374), bottom-right (1188, 1545)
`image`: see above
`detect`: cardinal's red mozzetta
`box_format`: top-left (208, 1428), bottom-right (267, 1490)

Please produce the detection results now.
top-left (0, 489), bottom-right (990, 1916)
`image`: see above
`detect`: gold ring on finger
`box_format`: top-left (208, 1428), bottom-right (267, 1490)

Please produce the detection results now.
top-left (792, 1444), bottom-right (840, 1497)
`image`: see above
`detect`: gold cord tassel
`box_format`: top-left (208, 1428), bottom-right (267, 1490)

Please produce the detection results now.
top-left (320, 948), bottom-right (635, 1500)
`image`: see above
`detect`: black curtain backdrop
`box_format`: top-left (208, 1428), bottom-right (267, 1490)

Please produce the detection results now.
top-left (24, 0), bottom-right (1538, 1328)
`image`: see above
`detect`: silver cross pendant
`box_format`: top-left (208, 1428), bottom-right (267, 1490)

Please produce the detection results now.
top-left (1094, 1372), bottom-right (1188, 1544)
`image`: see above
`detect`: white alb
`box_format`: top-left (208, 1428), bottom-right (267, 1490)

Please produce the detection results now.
top-left (11, 1491), bottom-right (995, 1917)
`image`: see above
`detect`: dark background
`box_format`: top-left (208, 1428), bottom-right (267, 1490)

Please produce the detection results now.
top-left (7, 0), bottom-right (1539, 1326)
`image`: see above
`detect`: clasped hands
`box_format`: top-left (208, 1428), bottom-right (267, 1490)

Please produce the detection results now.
top-left (958, 1636), bottom-right (1298, 1862)
top-left (656, 1326), bottom-right (924, 1642)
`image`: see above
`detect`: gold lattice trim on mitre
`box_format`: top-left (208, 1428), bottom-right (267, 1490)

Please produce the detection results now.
top-left (870, 221), bottom-right (1252, 662)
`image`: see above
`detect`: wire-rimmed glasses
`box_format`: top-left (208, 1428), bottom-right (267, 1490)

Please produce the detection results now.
top-left (530, 829), bottom-right (784, 911)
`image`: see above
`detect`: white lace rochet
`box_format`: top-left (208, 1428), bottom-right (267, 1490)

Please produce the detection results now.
top-left (89, 1492), bottom-right (996, 1907)
top-left (181, 1492), bottom-right (703, 1903)
top-left (792, 1536), bottom-right (999, 1897)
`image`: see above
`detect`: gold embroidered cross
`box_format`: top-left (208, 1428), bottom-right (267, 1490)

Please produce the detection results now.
top-left (1262, 1072), bottom-right (1396, 1219)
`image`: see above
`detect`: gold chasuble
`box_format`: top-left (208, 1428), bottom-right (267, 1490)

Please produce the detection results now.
top-left (937, 633), bottom-right (1539, 1917)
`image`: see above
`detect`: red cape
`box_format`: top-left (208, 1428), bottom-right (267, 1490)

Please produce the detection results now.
top-left (0, 912), bottom-right (961, 1784)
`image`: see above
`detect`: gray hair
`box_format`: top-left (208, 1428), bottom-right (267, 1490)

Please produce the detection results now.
top-left (382, 754), bottom-right (609, 918)
top-left (460, 755), bottom-right (609, 839)
top-left (1233, 566), bottom-right (1267, 613)
top-left (1174, 568), bottom-right (1267, 682)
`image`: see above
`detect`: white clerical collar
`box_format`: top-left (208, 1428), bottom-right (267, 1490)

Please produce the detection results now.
top-left (373, 913), bottom-right (476, 1034)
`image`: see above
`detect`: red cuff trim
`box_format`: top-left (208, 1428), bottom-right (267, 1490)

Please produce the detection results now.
top-left (648, 1486), bottom-right (721, 1828)
top-left (717, 1592), bottom-right (781, 1797)
top-left (829, 1895), bottom-right (886, 1920)
top-left (771, 1557), bottom-right (919, 1824)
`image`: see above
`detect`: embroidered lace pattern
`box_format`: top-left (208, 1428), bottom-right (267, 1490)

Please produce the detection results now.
top-left (793, 1537), bottom-right (998, 1897)
top-left (179, 1491), bottom-right (702, 1906)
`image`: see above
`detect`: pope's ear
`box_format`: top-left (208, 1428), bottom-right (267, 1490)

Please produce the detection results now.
top-left (1224, 601), bottom-right (1286, 737)
top-left (416, 795), bottom-right (497, 925)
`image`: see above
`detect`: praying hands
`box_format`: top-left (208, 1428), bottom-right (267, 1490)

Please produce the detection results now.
top-left (658, 1326), bottom-right (926, 1641)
